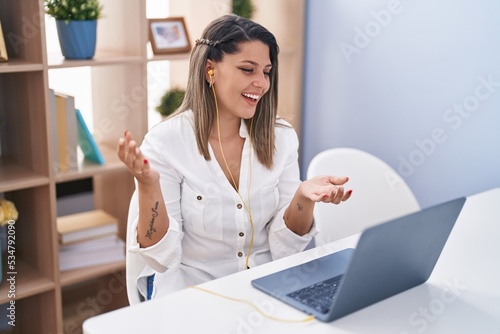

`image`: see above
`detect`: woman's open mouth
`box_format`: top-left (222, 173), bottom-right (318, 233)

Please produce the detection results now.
top-left (242, 93), bottom-right (260, 105)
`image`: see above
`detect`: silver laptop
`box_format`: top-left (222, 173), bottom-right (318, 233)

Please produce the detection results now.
top-left (251, 197), bottom-right (466, 322)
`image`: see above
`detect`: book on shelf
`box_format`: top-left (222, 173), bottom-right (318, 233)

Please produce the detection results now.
top-left (54, 91), bottom-right (78, 171)
top-left (76, 108), bottom-right (105, 165)
top-left (57, 209), bottom-right (119, 245)
top-left (51, 90), bottom-right (105, 171)
top-left (48, 89), bottom-right (58, 166)
top-left (59, 234), bottom-right (125, 271)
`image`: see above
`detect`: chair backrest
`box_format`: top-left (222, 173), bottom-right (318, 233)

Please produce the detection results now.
top-left (125, 191), bottom-right (145, 305)
top-left (306, 148), bottom-right (420, 245)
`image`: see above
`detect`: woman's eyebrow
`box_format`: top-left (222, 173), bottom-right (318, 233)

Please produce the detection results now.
top-left (239, 60), bottom-right (272, 68)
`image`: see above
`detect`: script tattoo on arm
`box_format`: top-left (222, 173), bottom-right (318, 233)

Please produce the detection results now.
top-left (297, 203), bottom-right (303, 212)
top-left (145, 201), bottom-right (159, 240)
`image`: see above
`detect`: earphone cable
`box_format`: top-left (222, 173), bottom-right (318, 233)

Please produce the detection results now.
top-left (190, 285), bottom-right (315, 323)
top-left (211, 82), bottom-right (255, 269)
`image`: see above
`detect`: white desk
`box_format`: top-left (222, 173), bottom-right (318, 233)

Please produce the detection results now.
top-left (83, 188), bottom-right (500, 334)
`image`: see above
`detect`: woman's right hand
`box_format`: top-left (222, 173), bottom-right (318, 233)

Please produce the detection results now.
top-left (118, 131), bottom-right (169, 248)
top-left (117, 131), bottom-right (159, 185)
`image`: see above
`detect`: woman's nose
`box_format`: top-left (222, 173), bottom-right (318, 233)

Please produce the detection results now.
top-left (252, 74), bottom-right (268, 88)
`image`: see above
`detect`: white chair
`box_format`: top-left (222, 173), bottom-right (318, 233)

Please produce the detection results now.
top-left (306, 148), bottom-right (420, 245)
top-left (125, 191), bottom-right (146, 305)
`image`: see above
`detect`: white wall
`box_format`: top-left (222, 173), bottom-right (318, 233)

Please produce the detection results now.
top-left (301, 0), bottom-right (500, 208)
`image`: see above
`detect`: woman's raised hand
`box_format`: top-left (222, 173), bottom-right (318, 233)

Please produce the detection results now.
top-left (117, 131), bottom-right (159, 184)
top-left (300, 175), bottom-right (352, 204)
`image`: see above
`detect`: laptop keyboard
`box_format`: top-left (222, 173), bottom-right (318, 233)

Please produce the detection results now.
top-left (286, 275), bottom-right (343, 314)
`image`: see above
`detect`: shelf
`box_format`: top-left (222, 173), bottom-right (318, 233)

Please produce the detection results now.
top-left (0, 290), bottom-right (58, 334)
top-left (0, 158), bottom-right (50, 192)
top-left (0, 0), bottom-right (150, 332)
top-left (61, 275), bottom-right (129, 333)
top-left (48, 50), bottom-right (143, 69)
top-left (0, 260), bottom-right (55, 304)
top-left (63, 297), bottom-right (105, 334)
top-left (147, 52), bottom-right (191, 62)
top-left (0, 60), bottom-right (44, 73)
top-left (60, 260), bottom-right (125, 287)
top-left (55, 144), bottom-right (126, 183)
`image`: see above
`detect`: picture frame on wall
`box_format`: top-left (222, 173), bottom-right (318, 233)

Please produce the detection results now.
top-left (148, 17), bottom-right (191, 55)
top-left (0, 19), bottom-right (8, 61)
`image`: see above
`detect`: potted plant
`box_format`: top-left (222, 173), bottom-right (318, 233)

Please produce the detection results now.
top-left (232, 0), bottom-right (254, 19)
top-left (45, 0), bottom-right (104, 59)
top-left (156, 88), bottom-right (185, 119)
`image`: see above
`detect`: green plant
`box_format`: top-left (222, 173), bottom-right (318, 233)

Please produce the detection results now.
top-left (232, 0), bottom-right (254, 19)
top-left (45, 0), bottom-right (103, 21)
top-left (156, 88), bottom-right (185, 118)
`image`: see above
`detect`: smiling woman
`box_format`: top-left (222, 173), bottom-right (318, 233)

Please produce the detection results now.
top-left (117, 14), bottom-right (352, 303)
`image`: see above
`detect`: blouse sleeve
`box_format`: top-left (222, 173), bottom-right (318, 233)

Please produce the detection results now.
top-left (127, 127), bottom-right (185, 273)
top-left (267, 125), bottom-right (318, 260)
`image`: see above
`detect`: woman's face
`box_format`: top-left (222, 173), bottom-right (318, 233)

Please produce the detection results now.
top-left (209, 40), bottom-right (272, 121)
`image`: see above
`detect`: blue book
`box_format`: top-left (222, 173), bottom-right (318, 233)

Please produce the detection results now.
top-left (75, 109), bottom-right (105, 165)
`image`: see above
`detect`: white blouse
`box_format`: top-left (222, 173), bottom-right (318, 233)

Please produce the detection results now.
top-left (128, 110), bottom-right (317, 299)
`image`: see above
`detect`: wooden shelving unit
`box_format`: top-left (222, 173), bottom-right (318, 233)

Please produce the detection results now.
top-left (0, 1), bottom-right (170, 332)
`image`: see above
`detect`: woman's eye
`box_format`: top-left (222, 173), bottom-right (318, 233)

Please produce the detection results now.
top-left (239, 68), bottom-right (271, 77)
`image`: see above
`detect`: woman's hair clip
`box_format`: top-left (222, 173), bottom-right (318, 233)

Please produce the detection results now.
top-left (195, 38), bottom-right (219, 47)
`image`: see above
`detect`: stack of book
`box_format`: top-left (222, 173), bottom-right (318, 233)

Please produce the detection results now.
top-left (57, 210), bottom-right (125, 271)
top-left (49, 89), bottom-right (104, 172)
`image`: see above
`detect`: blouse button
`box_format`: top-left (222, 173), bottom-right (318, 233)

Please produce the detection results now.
top-left (239, 232), bottom-right (244, 237)
top-left (237, 252), bottom-right (243, 257)
top-left (196, 195), bottom-right (202, 200)
top-left (237, 204), bottom-right (243, 209)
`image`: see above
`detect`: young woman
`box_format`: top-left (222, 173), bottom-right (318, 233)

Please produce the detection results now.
top-left (118, 14), bottom-right (352, 300)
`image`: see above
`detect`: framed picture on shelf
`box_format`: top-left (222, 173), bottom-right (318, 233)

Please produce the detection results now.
top-left (148, 17), bottom-right (191, 55)
top-left (0, 19), bottom-right (8, 61)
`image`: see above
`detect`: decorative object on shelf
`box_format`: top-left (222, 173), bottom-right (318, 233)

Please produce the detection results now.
top-left (232, 0), bottom-right (254, 19)
top-left (148, 17), bottom-right (191, 55)
top-left (0, 199), bottom-right (18, 225)
top-left (156, 87), bottom-right (185, 118)
top-left (76, 109), bottom-right (105, 165)
top-left (45, 0), bottom-right (103, 59)
top-left (0, 19), bottom-right (8, 61)
top-left (0, 199), bottom-right (18, 283)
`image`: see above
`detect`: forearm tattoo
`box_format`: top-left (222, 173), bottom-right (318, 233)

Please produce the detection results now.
top-left (297, 203), bottom-right (303, 212)
top-left (145, 201), bottom-right (159, 240)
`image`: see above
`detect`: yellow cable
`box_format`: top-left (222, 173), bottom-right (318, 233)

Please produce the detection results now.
top-left (246, 118), bottom-right (254, 268)
top-left (212, 83), bottom-right (255, 269)
top-left (205, 84), bottom-right (314, 324)
top-left (190, 285), bottom-right (315, 323)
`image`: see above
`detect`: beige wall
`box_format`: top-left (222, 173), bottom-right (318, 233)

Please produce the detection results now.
top-left (252, 0), bottom-right (305, 134)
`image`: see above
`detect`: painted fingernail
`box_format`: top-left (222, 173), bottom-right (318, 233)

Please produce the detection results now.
top-left (323, 195), bottom-right (328, 199)
top-left (144, 159), bottom-right (148, 164)
top-left (347, 190), bottom-right (353, 195)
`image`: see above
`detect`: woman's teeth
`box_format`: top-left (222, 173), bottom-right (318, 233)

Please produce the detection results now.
top-left (242, 93), bottom-right (259, 100)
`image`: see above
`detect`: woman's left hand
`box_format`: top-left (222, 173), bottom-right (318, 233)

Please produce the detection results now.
top-left (300, 175), bottom-right (352, 204)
